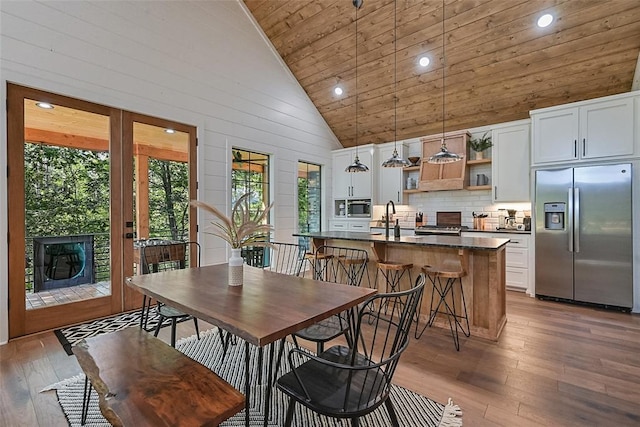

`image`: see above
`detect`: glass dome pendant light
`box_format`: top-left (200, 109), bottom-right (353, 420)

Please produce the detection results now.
top-left (346, 0), bottom-right (369, 173)
top-left (428, 0), bottom-right (463, 165)
top-left (382, 0), bottom-right (411, 168)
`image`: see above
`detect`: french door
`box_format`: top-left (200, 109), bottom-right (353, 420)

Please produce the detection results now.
top-left (6, 84), bottom-right (196, 338)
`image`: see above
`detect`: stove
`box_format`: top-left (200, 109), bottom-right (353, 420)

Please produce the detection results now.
top-left (414, 225), bottom-right (468, 236)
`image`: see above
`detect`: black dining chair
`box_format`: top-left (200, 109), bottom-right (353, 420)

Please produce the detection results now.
top-left (276, 274), bottom-right (426, 427)
top-left (293, 245), bottom-right (369, 355)
top-left (137, 241), bottom-right (201, 347)
top-left (137, 240), bottom-right (190, 332)
top-left (246, 242), bottom-right (307, 379)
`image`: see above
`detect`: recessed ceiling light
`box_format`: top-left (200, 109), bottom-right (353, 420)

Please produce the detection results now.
top-left (164, 128), bottom-right (175, 134)
top-left (36, 102), bottom-right (54, 109)
top-left (537, 14), bottom-right (553, 28)
top-left (418, 56), bottom-right (430, 67)
top-left (334, 86), bottom-right (344, 96)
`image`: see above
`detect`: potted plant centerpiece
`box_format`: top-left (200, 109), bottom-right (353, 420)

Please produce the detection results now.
top-left (468, 131), bottom-right (493, 160)
top-left (191, 193), bottom-right (273, 286)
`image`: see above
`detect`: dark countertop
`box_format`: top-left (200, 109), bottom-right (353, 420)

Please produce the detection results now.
top-left (294, 231), bottom-right (509, 251)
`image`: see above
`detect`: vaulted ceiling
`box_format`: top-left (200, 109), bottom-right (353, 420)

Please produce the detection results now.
top-left (244, 0), bottom-right (640, 148)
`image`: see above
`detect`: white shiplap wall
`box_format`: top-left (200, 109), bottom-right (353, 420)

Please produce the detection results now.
top-left (0, 0), bottom-right (342, 343)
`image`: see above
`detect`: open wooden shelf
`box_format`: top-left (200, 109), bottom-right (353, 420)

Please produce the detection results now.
top-left (402, 189), bottom-right (423, 194)
top-left (467, 185), bottom-right (492, 191)
top-left (403, 165), bottom-right (420, 171)
top-left (466, 158), bottom-right (492, 165)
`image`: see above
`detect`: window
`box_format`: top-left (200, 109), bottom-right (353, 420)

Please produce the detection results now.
top-left (232, 149), bottom-right (270, 266)
top-left (231, 149), bottom-right (270, 216)
top-left (298, 161), bottom-right (321, 251)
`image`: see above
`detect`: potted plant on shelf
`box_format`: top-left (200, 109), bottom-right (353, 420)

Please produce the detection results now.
top-left (468, 131), bottom-right (493, 160)
top-left (191, 193), bottom-right (273, 286)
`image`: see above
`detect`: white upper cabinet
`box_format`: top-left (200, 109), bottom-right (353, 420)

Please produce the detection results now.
top-left (531, 93), bottom-right (636, 165)
top-left (492, 122), bottom-right (530, 202)
top-left (332, 145), bottom-right (374, 199)
top-left (378, 143), bottom-right (407, 204)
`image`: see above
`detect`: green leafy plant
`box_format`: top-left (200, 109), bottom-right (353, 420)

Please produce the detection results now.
top-left (468, 131), bottom-right (493, 152)
top-left (191, 193), bottom-right (273, 249)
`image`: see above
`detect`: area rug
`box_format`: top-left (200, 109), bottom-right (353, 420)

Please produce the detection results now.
top-left (44, 329), bottom-right (463, 426)
top-left (54, 309), bottom-right (174, 355)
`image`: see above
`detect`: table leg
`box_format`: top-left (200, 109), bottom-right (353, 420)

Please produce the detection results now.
top-left (263, 342), bottom-right (276, 427)
top-left (244, 341), bottom-right (250, 427)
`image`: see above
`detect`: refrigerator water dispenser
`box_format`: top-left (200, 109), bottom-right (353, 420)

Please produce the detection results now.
top-left (544, 203), bottom-right (565, 230)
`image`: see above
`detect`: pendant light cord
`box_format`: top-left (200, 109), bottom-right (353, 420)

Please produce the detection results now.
top-left (394, 0), bottom-right (397, 147)
top-left (442, 0), bottom-right (445, 143)
top-left (355, 3), bottom-right (359, 156)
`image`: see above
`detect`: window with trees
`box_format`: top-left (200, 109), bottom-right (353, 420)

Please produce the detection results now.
top-left (232, 149), bottom-right (270, 265)
top-left (298, 161), bottom-right (321, 233)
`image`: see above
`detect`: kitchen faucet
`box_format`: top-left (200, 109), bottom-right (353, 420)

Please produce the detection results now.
top-left (385, 200), bottom-right (396, 239)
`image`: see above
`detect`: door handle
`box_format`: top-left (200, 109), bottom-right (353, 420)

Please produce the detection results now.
top-left (582, 139), bottom-right (586, 157)
top-left (574, 187), bottom-right (580, 253)
top-left (568, 188), bottom-right (573, 252)
top-left (574, 140), bottom-right (577, 158)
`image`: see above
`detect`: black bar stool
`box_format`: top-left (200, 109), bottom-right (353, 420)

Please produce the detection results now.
top-left (415, 249), bottom-right (470, 351)
top-left (375, 261), bottom-right (413, 316)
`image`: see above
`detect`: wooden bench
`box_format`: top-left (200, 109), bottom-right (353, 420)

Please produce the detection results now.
top-left (73, 328), bottom-right (244, 426)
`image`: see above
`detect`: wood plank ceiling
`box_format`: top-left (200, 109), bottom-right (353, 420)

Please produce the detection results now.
top-left (244, 0), bottom-right (640, 148)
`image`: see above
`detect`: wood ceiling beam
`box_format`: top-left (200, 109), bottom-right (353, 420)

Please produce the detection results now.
top-left (25, 128), bottom-right (188, 162)
top-left (25, 128), bottom-right (109, 151)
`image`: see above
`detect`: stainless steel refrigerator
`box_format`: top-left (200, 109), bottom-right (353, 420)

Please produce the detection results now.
top-left (535, 163), bottom-right (632, 309)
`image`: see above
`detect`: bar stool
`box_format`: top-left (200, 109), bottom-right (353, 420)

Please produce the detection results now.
top-left (415, 250), bottom-right (470, 351)
top-left (376, 261), bottom-right (413, 293)
top-left (294, 246), bottom-right (369, 353)
top-left (303, 250), bottom-right (333, 280)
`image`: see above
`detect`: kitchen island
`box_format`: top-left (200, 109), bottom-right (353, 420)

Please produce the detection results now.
top-left (295, 231), bottom-right (510, 342)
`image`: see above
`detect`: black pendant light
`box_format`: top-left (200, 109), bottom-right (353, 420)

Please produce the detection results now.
top-left (346, 0), bottom-right (369, 173)
top-left (382, 0), bottom-right (410, 168)
top-left (428, 0), bottom-right (463, 164)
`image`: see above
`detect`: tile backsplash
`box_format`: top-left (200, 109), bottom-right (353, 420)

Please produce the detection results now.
top-left (408, 191), bottom-right (531, 230)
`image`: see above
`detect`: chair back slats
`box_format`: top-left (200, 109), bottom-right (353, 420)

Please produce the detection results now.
top-left (276, 275), bottom-right (425, 424)
top-left (138, 241), bottom-right (200, 274)
top-left (309, 245), bottom-right (369, 286)
top-left (355, 274), bottom-right (426, 387)
top-left (264, 242), bottom-right (305, 276)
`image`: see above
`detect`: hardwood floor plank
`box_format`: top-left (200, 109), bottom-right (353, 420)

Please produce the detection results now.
top-left (1, 292), bottom-right (640, 426)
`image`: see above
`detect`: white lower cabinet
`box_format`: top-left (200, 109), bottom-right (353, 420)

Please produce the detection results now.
top-left (329, 220), bottom-right (370, 232)
top-left (348, 221), bottom-right (369, 231)
top-left (462, 232), bottom-right (531, 293)
top-left (329, 220), bottom-right (348, 231)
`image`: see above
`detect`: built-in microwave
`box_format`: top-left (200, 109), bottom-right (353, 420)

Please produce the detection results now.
top-left (347, 199), bottom-right (371, 217)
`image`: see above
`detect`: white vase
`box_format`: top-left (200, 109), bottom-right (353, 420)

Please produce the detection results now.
top-left (228, 248), bottom-right (244, 286)
top-left (474, 150), bottom-right (484, 160)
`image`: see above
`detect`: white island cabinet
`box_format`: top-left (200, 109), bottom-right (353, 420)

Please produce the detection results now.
top-left (531, 92), bottom-right (637, 166)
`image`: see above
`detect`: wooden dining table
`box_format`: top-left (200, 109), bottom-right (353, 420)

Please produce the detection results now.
top-left (126, 263), bottom-right (376, 427)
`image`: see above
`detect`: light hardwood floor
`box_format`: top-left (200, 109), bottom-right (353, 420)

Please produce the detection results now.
top-left (1, 291), bottom-right (639, 426)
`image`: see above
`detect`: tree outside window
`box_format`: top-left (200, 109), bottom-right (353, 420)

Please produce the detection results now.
top-left (298, 161), bottom-right (321, 252)
top-left (231, 149), bottom-right (270, 265)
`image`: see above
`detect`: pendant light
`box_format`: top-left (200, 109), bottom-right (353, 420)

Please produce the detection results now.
top-left (382, 0), bottom-right (410, 168)
top-left (428, 0), bottom-right (463, 164)
top-left (346, 0), bottom-right (369, 173)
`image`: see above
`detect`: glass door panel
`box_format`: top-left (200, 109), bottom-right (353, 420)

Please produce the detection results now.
top-left (131, 121), bottom-right (193, 279)
top-left (24, 101), bottom-right (112, 307)
top-left (7, 84), bottom-right (119, 337)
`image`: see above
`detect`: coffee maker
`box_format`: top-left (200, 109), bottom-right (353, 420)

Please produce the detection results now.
top-left (505, 209), bottom-right (517, 229)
